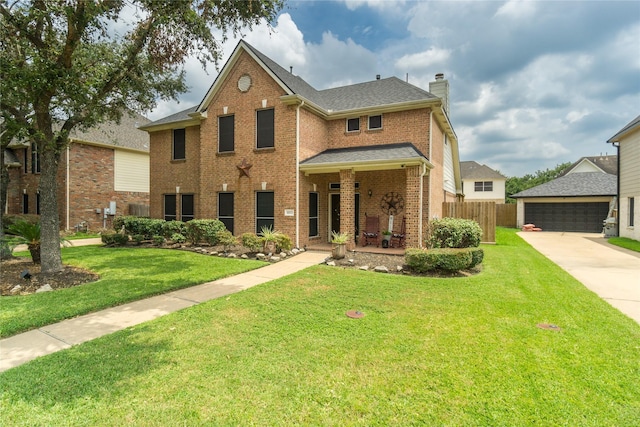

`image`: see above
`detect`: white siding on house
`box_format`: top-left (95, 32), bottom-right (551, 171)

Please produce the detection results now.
top-left (114, 150), bottom-right (149, 192)
top-left (443, 137), bottom-right (456, 194)
top-left (569, 160), bottom-right (602, 174)
top-left (462, 178), bottom-right (506, 203)
top-left (619, 130), bottom-right (640, 240)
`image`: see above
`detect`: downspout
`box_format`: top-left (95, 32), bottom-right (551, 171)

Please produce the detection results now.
top-left (428, 110), bottom-right (433, 221)
top-left (613, 141), bottom-right (620, 237)
top-left (66, 145), bottom-right (70, 230)
top-left (295, 100), bottom-right (305, 249)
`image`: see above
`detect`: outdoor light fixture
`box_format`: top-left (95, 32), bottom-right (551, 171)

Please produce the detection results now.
top-left (368, 189), bottom-right (373, 198)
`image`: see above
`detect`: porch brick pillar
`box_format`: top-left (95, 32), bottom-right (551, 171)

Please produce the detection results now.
top-left (405, 165), bottom-right (422, 248)
top-left (339, 169), bottom-right (356, 250)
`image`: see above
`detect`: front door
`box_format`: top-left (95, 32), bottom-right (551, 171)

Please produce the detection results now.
top-left (329, 193), bottom-right (360, 241)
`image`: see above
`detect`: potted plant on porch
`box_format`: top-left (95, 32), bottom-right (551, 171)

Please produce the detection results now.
top-left (381, 230), bottom-right (392, 248)
top-left (331, 231), bottom-right (350, 259)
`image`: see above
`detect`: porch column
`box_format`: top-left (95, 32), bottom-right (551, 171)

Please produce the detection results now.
top-left (339, 169), bottom-right (356, 250)
top-left (405, 165), bottom-right (422, 247)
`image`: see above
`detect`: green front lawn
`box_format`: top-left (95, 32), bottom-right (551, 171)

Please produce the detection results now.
top-left (608, 236), bottom-right (640, 253)
top-left (1, 229), bottom-right (639, 425)
top-left (0, 246), bottom-right (266, 337)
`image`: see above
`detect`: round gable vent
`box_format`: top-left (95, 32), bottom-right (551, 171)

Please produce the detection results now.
top-left (238, 74), bottom-right (252, 92)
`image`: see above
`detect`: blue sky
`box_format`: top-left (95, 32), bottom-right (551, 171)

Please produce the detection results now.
top-left (148, 0), bottom-right (640, 177)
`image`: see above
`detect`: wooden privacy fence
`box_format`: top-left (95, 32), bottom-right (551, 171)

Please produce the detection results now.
top-left (442, 202), bottom-right (496, 244)
top-left (496, 203), bottom-right (517, 228)
top-left (128, 203), bottom-right (150, 217)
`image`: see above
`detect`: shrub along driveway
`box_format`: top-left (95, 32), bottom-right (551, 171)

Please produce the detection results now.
top-left (1, 228), bottom-right (638, 425)
top-left (518, 231), bottom-right (640, 324)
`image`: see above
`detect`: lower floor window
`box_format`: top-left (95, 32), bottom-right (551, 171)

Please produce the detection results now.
top-left (256, 191), bottom-right (274, 233)
top-left (22, 194), bottom-right (28, 214)
top-left (630, 197), bottom-right (635, 227)
top-left (164, 194), bottom-right (176, 221)
top-left (309, 192), bottom-right (319, 237)
top-left (181, 194), bottom-right (194, 222)
top-left (218, 192), bottom-right (234, 233)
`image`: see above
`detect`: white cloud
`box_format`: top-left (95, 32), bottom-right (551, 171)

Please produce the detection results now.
top-left (494, 0), bottom-right (537, 20)
top-left (395, 47), bottom-right (451, 71)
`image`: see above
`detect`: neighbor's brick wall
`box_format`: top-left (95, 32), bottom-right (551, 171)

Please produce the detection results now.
top-left (5, 143), bottom-right (149, 231)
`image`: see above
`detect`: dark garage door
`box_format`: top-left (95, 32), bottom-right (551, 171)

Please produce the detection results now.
top-left (524, 202), bottom-right (609, 233)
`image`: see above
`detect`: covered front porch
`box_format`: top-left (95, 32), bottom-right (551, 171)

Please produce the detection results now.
top-left (300, 143), bottom-right (433, 250)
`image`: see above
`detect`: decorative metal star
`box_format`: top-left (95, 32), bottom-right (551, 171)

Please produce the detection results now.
top-left (236, 158), bottom-right (253, 177)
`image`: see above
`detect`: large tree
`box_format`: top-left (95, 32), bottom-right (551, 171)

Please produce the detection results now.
top-left (0, 0), bottom-right (283, 272)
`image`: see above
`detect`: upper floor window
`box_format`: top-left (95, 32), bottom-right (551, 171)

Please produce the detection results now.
top-left (474, 181), bottom-right (493, 192)
top-left (256, 108), bottom-right (274, 149)
top-left (368, 114), bottom-right (382, 130)
top-left (347, 117), bottom-right (360, 132)
top-left (219, 115), bottom-right (235, 153)
top-left (173, 129), bottom-right (186, 160)
top-left (31, 143), bottom-right (40, 173)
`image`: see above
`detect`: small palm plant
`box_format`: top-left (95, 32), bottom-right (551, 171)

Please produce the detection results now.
top-left (259, 225), bottom-right (281, 254)
top-left (5, 220), bottom-right (42, 264)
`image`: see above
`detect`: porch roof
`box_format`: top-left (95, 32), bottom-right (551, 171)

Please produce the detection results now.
top-left (299, 142), bottom-right (433, 174)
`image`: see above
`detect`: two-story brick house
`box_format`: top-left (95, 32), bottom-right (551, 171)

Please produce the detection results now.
top-left (4, 113), bottom-right (150, 231)
top-left (141, 40), bottom-right (462, 249)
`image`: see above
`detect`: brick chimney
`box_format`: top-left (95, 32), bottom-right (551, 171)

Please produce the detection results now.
top-left (429, 73), bottom-right (449, 115)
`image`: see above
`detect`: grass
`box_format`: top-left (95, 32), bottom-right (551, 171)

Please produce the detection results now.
top-left (61, 231), bottom-right (102, 240)
top-left (608, 236), bottom-right (640, 252)
top-left (0, 246), bottom-right (266, 338)
top-left (1, 228), bottom-right (639, 425)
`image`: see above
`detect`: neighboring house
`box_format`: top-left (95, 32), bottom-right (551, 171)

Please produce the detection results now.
top-left (511, 155), bottom-right (617, 233)
top-left (459, 161), bottom-right (506, 203)
top-left (141, 40), bottom-right (463, 249)
top-left (4, 113), bottom-right (151, 231)
top-left (608, 115), bottom-right (640, 241)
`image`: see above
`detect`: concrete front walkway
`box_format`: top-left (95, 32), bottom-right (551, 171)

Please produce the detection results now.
top-left (0, 250), bottom-right (329, 373)
top-left (518, 232), bottom-right (640, 325)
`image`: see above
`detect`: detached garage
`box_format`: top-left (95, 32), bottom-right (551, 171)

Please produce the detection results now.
top-left (512, 172), bottom-right (617, 233)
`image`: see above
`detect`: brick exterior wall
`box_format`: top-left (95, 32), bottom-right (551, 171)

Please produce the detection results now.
top-left (5, 142), bottom-right (149, 231)
top-left (147, 49), bottom-right (452, 249)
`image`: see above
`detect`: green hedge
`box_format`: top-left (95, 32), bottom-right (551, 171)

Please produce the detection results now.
top-left (405, 247), bottom-right (484, 272)
top-left (427, 218), bottom-right (482, 248)
top-left (185, 219), bottom-right (226, 245)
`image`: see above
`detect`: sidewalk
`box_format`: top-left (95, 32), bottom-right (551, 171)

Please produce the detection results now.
top-left (0, 250), bottom-right (329, 372)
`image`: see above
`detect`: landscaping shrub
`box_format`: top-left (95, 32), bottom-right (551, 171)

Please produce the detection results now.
top-left (185, 219), bottom-right (226, 245)
top-left (469, 248), bottom-right (484, 268)
top-left (170, 233), bottom-right (186, 244)
top-left (276, 233), bottom-right (293, 251)
top-left (427, 217), bottom-right (482, 248)
top-left (2, 213), bottom-right (40, 227)
top-left (162, 220), bottom-right (186, 238)
top-left (113, 216), bottom-right (163, 239)
top-left (132, 234), bottom-right (145, 245)
top-left (101, 232), bottom-right (129, 246)
top-left (216, 229), bottom-right (238, 252)
top-left (152, 235), bottom-right (165, 246)
top-left (241, 232), bottom-right (263, 252)
top-left (405, 247), bottom-right (481, 272)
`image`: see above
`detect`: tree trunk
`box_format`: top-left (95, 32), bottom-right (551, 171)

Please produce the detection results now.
top-left (39, 142), bottom-right (63, 273)
top-left (0, 151), bottom-right (12, 259)
top-left (28, 243), bottom-right (41, 264)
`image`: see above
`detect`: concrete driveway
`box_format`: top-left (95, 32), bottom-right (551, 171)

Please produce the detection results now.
top-left (518, 232), bottom-right (640, 325)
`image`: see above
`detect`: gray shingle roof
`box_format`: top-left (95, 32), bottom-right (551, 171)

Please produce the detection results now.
top-left (608, 114), bottom-right (640, 142)
top-left (142, 105), bottom-right (197, 128)
top-left (558, 155), bottom-right (617, 176)
top-left (460, 161), bottom-right (506, 180)
top-left (300, 142), bottom-right (427, 166)
top-left (511, 172), bottom-right (617, 198)
top-left (69, 113), bottom-right (151, 152)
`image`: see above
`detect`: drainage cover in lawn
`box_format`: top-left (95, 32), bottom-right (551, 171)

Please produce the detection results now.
top-left (537, 323), bottom-right (561, 331)
top-left (346, 310), bottom-right (365, 319)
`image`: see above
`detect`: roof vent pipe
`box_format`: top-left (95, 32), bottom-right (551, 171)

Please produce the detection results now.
top-left (435, 73), bottom-right (444, 80)
top-left (376, 74), bottom-right (380, 80)
top-left (290, 66), bottom-right (293, 73)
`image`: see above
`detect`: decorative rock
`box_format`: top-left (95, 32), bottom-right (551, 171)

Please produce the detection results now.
top-left (218, 253), bottom-right (226, 257)
top-left (299, 247), bottom-right (305, 252)
top-left (256, 253), bottom-right (266, 260)
top-left (270, 256), bottom-right (281, 262)
top-left (194, 247), bottom-right (202, 251)
top-left (291, 248), bottom-right (300, 255)
top-left (240, 254), bottom-right (249, 259)
top-left (279, 252), bottom-right (287, 259)
top-left (359, 265), bottom-right (369, 271)
top-left (10, 285), bottom-right (22, 294)
top-left (347, 259), bottom-right (355, 265)
top-left (396, 266), bottom-right (403, 272)
top-left (36, 284), bottom-right (53, 293)
top-left (326, 261), bottom-right (336, 267)
top-left (227, 253), bottom-right (237, 258)
top-left (374, 266), bottom-right (389, 273)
